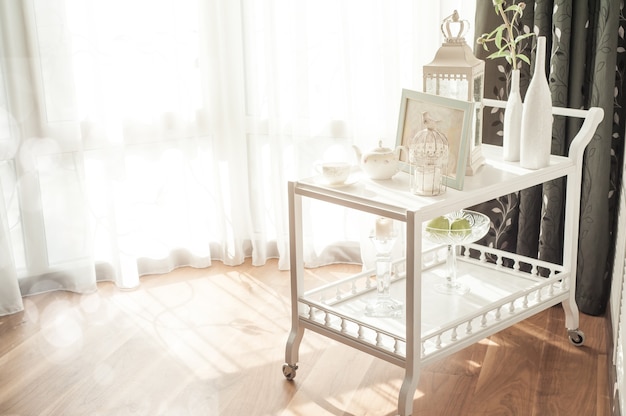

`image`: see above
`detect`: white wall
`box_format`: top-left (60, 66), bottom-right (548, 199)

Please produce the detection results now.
top-left (611, 131), bottom-right (626, 416)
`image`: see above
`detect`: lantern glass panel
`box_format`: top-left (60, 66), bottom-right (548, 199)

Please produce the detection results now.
top-left (425, 77), bottom-right (468, 102)
top-left (472, 75), bottom-right (484, 148)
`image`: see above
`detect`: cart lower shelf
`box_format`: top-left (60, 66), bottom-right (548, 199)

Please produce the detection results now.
top-left (284, 243), bottom-right (584, 380)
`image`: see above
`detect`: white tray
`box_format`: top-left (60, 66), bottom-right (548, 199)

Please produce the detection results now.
top-left (298, 244), bottom-right (569, 364)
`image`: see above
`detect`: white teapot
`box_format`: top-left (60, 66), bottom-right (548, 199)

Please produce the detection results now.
top-left (353, 140), bottom-right (406, 180)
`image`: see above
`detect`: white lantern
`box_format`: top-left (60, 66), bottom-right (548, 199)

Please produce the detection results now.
top-left (423, 10), bottom-right (485, 176)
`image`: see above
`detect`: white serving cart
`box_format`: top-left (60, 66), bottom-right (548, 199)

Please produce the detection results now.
top-left (283, 101), bottom-right (604, 416)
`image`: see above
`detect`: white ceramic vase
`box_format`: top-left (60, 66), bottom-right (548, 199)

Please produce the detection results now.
top-left (520, 36), bottom-right (553, 169)
top-left (503, 69), bottom-right (523, 162)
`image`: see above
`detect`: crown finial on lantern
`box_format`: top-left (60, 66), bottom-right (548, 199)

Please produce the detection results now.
top-left (441, 10), bottom-right (469, 44)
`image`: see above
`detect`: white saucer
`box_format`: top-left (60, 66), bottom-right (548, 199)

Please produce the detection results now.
top-left (316, 174), bottom-right (360, 188)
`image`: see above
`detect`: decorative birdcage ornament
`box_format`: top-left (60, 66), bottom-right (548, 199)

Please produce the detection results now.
top-left (409, 112), bottom-right (449, 196)
top-left (423, 10), bottom-right (485, 175)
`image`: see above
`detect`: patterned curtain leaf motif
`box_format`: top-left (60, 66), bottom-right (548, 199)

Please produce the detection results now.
top-left (471, 193), bottom-right (519, 266)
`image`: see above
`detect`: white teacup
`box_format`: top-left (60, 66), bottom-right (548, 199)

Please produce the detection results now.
top-left (316, 161), bottom-right (351, 185)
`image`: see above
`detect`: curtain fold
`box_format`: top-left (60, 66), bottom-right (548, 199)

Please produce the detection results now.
top-left (474, 0), bottom-right (623, 315)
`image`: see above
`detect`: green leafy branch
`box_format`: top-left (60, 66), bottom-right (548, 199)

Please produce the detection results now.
top-left (476, 0), bottom-right (535, 71)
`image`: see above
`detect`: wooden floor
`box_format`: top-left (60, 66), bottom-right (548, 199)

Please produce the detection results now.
top-left (0, 259), bottom-right (613, 416)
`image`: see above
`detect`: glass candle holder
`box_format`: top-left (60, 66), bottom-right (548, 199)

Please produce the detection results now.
top-left (365, 217), bottom-right (403, 318)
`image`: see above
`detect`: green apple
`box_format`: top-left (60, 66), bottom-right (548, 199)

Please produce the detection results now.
top-left (427, 216), bottom-right (450, 231)
top-left (450, 218), bottom-right (471, 236)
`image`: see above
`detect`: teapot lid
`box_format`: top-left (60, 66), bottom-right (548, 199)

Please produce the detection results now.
top-left (372, 140), bottom-right (392, 153)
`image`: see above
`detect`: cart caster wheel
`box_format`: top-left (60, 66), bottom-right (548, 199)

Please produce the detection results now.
top-left (568, 329), bottom-right (585, 346)
top-left (282, 364), bottom-right (298, 380)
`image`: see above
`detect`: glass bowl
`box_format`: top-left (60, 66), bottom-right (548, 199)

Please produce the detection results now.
top-left (423, 210), bottom-right (490, 295)
top-left (424, 210), bottom-right (490, 246)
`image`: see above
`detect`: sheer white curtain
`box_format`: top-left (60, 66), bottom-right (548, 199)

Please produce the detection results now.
top-left (0, 0), bottom-right (475, 316)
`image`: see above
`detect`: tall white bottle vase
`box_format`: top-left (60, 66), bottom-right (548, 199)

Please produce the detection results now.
top-left (520, 36), bottom-right (553, 169)
top-left (503, 69), bottom-right (523, 162)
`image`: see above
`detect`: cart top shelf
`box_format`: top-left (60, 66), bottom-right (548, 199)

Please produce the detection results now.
top-left (295, 145), bottom-right (575, 220)
top-left (293, 104), bottom-right (604, 221)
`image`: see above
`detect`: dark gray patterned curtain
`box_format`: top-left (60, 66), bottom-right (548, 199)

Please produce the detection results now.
top-left (472, 0), bottom-right (624, 315)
